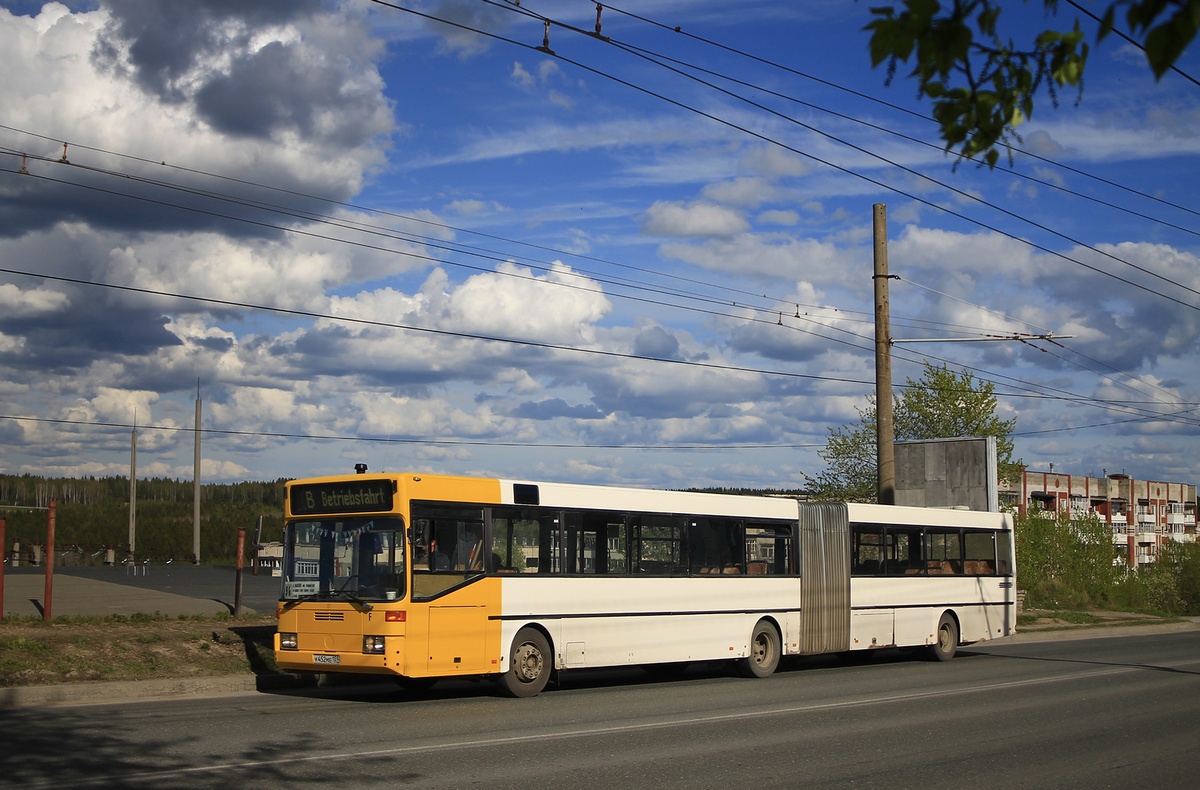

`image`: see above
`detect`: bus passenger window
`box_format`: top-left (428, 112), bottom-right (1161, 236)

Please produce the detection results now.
top-left (924, 529), bottom-right (963, 575)
top-left (852, 525), bottom-right (884, 575)
top-left (964, 531), bottom-right (997, 575)
top-left (631, 514), bottom-right (685, 574)
top-left (885, 528), bottom-right (924, 575)
top-left (562, 510), bottom-right (626, 574)
top-left (689, 518), bottom-right (741, 575)
top-left (745, 524), bottom-right (792, 574)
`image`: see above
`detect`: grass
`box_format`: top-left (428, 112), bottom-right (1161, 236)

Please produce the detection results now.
top-left (0, 613), bottom-right (278, 687)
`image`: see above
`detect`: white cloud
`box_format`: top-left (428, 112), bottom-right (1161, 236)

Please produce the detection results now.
top-left (0, 283), bottom-right (69, 315)
top-left (641, 201), bottom-right (749, 237)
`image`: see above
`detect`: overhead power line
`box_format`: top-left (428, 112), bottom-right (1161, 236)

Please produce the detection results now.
top-left (0, 413), bottom-right (823, 451)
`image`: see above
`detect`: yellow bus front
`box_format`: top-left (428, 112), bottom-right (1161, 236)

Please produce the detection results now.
top-left (274, 473), bottom-right (505, 681)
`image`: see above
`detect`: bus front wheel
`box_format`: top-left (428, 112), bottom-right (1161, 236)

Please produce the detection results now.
top-left (738, 620), bottom-right (781, 678)
top-left (497, 627), bottom-right (552, 697)
top-left (929, 613), bottom-right (959, 662)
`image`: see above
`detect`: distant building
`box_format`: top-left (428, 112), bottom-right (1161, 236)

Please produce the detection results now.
top-left (1000, 470), bottom-right (1197, 568)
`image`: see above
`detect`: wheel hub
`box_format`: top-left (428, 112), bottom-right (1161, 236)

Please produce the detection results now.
top-left (514, 643), bottom-right (543, 681)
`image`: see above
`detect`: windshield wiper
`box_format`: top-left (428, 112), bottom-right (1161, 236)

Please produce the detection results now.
top-left (327, 577), bottom-right (371, 610)
top-left (282, 577), bottom-right (374, 611)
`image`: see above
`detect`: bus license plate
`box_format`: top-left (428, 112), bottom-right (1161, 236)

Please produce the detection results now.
top-left (313, 654), bottom-right (340, 665)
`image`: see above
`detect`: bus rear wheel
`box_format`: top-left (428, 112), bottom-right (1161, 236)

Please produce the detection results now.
top-left (738, 620), bottom-right (781, 678)
top-left (929, 613), bottom-right (959, 662)
top-left (497, 627), bottom-right (552, 697)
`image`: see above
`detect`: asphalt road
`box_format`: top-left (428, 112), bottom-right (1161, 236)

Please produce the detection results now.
top-left (3, 630), bottom-right (1198, 789)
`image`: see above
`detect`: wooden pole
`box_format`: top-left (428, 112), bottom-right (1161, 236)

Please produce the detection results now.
top-left (0, 517), bottom-right (6, 621)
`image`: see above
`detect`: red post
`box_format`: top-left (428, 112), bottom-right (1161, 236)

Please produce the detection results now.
top-left (1, 517), bottom-right (6, 621)
top-left (234, 527), bottom-right (245, 618)
top-left (44, 500), bottom-right (56, 621)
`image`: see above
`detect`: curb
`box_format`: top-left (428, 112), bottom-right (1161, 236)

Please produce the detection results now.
top-left (1005, 618), bottom-right (1200, 644)
top-left (0, 672), bottom-right (307, 708)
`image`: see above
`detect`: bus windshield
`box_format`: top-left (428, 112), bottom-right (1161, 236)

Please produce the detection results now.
top-left (282, 517), bottom-right (406, 602)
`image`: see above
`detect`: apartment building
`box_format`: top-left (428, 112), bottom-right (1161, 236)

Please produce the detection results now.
top-left (999, 470), bottom-right (1197, 568)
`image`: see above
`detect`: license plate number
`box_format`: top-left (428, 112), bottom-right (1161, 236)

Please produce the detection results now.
top-left (313, 654), bottom-right (341, 665)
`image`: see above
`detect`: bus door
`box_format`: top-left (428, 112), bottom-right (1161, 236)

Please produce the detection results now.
top-left (411, 505), bottom-right (490, 675)
top-left (797, 503), bottom-right (851, 654)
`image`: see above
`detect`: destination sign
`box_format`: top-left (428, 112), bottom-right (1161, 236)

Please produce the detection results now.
top-left (290, 479), bottom-right (395, 516)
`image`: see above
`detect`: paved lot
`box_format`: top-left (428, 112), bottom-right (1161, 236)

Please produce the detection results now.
top-left (1, 564), bottom-right (288, 708)
top-left (2, 564), bottom-right (282, 618)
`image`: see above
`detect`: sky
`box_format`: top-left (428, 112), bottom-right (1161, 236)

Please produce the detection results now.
top-left (1, 0), bottom-right (1199, 492)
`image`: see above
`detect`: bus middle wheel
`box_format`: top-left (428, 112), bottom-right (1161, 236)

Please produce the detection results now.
top-left (738, 620), bottom-right (781, 678)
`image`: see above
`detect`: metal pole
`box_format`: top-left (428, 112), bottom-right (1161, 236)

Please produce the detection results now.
top-left (873, 203), bottom-right (895, 505)
top-left (43, 500), bottom-right (56, 621)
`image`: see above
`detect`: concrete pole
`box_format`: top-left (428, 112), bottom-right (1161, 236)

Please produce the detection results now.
top-left (873, 203), bottom-right (895, 505)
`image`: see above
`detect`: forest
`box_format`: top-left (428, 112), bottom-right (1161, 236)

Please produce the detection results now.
top-left (0, 474), bottom-right (286, 566)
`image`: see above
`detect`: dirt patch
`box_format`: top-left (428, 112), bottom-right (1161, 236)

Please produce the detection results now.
top-left (1018, 608), bottom-right (1170, 631)
top-left (0, 615), bottom-right (278, 687)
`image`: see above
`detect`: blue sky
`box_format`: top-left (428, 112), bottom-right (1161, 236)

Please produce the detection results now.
top-left (1, 0), bottom-right (1199, 491)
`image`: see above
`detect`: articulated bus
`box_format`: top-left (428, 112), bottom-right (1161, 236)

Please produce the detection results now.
top-left (275, 470), bottom-right (1016, 696)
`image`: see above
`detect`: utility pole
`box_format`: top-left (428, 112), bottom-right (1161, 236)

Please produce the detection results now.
top-left (129, 424), bottom-right (137, 557)
top-left (871, 204), bottom-right (1069, 508)
top-left (873, 204), bottom-right (896, 505)
top-left (193, 382), bottom-right (202, 564)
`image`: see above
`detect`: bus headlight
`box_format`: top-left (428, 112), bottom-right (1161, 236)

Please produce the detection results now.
top-left (279, 632), bottom-right (298, 650)
top-left (363, 635), bottom-right (386, 654)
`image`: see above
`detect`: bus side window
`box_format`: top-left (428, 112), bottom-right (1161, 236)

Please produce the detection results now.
top-left (689, 517), bottom-right (741, 575)
top-left (995, 529), bottom-right (1013, 576)
top-left (924, 528), bottom-right (963, 575)
top-left (885, 527), bottom-right (924, 575)
top-left (631, 514), bottom-right (685, 574)
top-left (745, 524), bottom-right (791, 574)
top-left (564, 510), bottom-right (625, 574)
top-left (852, 525), bottom-right (884, 575)
top-left (964, 531), bottom-right (998, 575)
top-left (490, 509), bottom-right (542, 573)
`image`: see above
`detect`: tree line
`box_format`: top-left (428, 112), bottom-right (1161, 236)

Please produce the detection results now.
top-left (1, 474), bottom-right (286, 565)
